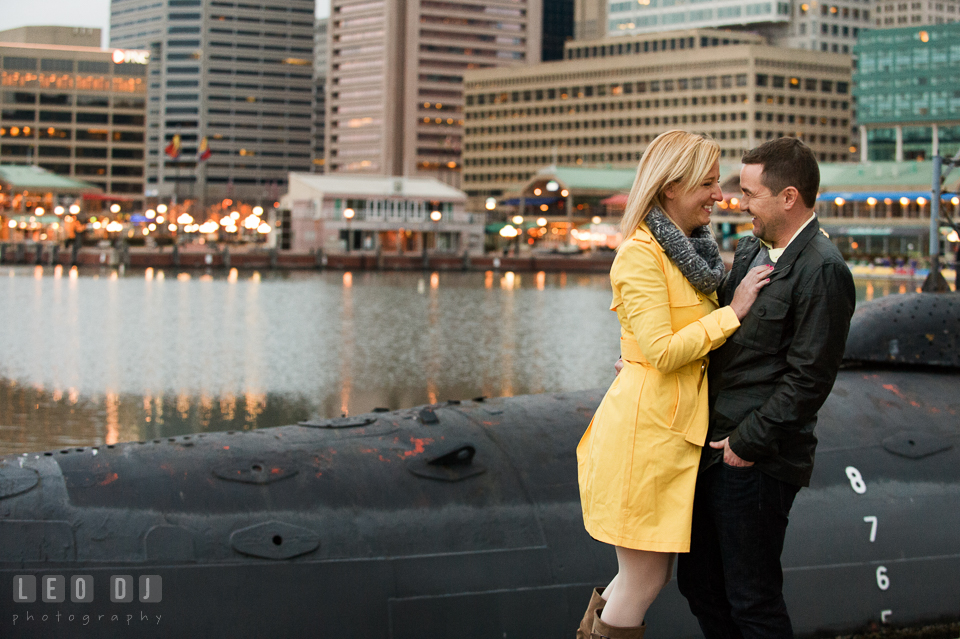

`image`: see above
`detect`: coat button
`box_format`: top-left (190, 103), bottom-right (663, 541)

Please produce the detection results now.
top-left (757, 307), bottom-right (766, 317)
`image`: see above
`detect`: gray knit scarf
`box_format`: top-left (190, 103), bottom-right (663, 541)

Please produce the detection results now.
top-left (644, 207), bottom-right (724, 295)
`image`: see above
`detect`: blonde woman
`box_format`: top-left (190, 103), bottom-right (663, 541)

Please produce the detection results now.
top-left (576, 131), bottom-right (771, 639)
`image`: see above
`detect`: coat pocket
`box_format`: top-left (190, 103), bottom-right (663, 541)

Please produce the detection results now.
top-left (733, 295), bottom-right (790, 355)
top-left (634, 366), bottom-right (678, 432)
top-left (671, 365), bottom-right (704, 437)
top-left (635, 365), bottom-right (701, 437)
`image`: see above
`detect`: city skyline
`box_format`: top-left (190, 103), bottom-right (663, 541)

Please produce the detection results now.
top-left (1, 0), bottom-right (331, 47)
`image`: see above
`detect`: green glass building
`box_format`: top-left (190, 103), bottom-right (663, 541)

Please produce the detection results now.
top-left (853, 22), bottom-right (960, 161)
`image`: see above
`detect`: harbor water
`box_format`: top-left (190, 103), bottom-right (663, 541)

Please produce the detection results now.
top-left (0, 264), bottom-right (936, 455)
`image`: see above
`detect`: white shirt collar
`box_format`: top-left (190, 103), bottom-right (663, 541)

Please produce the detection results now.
top-left (759, 213), bottom-right (816, 263)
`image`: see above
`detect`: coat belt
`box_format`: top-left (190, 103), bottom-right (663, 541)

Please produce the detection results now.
top-left (620, 336), bottom-right (707, 390)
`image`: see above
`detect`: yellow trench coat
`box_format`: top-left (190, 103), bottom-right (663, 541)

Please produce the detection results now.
top-left (577, 223), bottom-right (740, 552)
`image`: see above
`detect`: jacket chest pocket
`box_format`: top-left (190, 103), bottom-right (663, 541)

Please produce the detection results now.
top-left (732, 295), bottom-right (791, 354)
top-left (667, 274), bottom-right (709, 330)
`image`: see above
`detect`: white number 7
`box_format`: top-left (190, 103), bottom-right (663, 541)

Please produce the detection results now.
top-left (863, 516), bottom-right (878, 542)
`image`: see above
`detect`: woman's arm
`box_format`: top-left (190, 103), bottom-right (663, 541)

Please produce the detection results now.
top-left (616, 240), bottom-right (741, 374)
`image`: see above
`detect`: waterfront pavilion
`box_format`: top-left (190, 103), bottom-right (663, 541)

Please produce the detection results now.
top-left (504, 160), bottom-right (960, 259)
top-left (0, 163), bottom-right (101, 241)
top-left (503, 164), bottom-right (748, 250)
top-left (815, 161), bottom-right (960, 259)
top-left (279, 173), bottom-right (485, 255)
top-left (718, 160), bottom-right (960, 260)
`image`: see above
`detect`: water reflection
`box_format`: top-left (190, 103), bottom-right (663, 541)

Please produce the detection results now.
top-left (0, 265), bottom-right (930, 454)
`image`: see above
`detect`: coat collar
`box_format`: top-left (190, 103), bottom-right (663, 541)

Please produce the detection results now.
top-left (733, 219), bottom-right (821, 283)
top-left (766, 218), bottom-right (821, 283)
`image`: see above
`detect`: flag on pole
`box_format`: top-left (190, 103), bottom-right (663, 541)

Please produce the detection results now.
top-left (197, 136), bottom-right (211, 162)
top-left (164, 134), bottom-right (181, 159)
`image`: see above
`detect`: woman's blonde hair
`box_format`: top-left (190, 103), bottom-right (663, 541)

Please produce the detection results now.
top-left (619, 130), bottom-right (720, 248)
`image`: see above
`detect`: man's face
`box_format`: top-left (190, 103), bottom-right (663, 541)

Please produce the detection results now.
top-left (739, 163), bottom-right (786, 246)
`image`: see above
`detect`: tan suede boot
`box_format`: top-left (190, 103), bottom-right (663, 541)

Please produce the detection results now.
top-left (590, 609), bottom-right (646, 639)
top-left (575, 587), bottom-right (605, 639)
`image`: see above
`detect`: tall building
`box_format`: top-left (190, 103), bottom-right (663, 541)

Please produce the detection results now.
top-left (324, 0), bottom-right (543, 187)
top-left (0, 27), bottom-right (147, 198)
top-left (874, 0), bottom-right (959, 27)
top-left (543, 0), bottom-right (576, 62)
top-left (575, 0), bottom-right (608, 40)
top-left (312, 18), bottom-right (328, 173)
top-left (463, 29), bottom-right (854, 199)
top-left (751, 0), bottom-right (873, 54)
top-left (109, 0), bottom-right (316, 206)
top-left (853, 22), bottom-right (960, 160)
top-left (600, 0), bottom-right (871, 53)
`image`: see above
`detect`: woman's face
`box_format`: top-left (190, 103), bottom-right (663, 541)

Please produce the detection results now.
top-left (662, 160), bottom-right (722, 236)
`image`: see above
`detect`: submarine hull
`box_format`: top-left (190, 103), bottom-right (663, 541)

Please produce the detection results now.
top-left (0, 367), bottom-right (958, 638)
top-left (2, 292), bottom-right (959, 638)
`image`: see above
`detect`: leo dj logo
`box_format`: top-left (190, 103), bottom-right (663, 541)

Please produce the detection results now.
top-left (13, 575), bottom-right (161, 603)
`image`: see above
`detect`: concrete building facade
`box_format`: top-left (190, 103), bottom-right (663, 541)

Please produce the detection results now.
top-left (109, 0), bottom-right (316, 205)
top-left (463, 29), bottom-right (854, 199)
top-left (0, 27), bottom-right (147, 198)
top-left (601, 0), bottom-right (871, 53)
top-left (324, 0), bottom-right (543, 188)
top-left (313, 18), bottom-right (328, 173)
top-left (874, 0), bottom-right (959, 27)
top-left (575, 0), bottom-right (609, 40)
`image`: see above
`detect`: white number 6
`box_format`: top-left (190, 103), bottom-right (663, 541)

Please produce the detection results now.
top-left (846, 466), bottom-right (867, 494)
top-left (876, 566), bottom-right (890, 590)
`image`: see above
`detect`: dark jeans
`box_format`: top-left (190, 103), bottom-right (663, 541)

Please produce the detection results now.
top-left (677, 463), bottom-right (801, 639)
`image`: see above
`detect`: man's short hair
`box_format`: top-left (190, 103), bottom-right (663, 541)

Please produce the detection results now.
top-left (742, 137), bottom-right (819, 208)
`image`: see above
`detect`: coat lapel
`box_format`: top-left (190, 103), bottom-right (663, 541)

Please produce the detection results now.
top-left (768, 218), bottom-right (820, 283)
top-left (733, 236), bottom-right (762, 280)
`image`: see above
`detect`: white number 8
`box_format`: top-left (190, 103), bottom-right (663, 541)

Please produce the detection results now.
top-left (845, 466), bottom-right (866, 494)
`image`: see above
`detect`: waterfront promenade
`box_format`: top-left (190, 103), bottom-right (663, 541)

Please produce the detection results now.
top-left (2, 241), bottom-right (957, 281)
top-left (0, 241), bottom-right (617, 273)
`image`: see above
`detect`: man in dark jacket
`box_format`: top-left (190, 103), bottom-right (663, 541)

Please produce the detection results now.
top-left (677, 137), bottom-right (856, 639)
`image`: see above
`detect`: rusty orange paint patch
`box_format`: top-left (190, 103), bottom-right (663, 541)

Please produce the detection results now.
top-left (270, 467), bottom-right (281, 474)
top-left (99, 472), bottom-right (119, 486)
top-left (882, 384), bottom-right (903, 397)
top-left (401, 437), bottom-right (433, 458)
top-left (378, 455), bottom-right (390, 463)
top-left (359, 447), bottom-right (377, 454)
top-left (223, 446), bottom-right (230, 450)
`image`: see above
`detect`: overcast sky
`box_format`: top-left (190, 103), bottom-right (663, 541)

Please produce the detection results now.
top-left (1, 0), bottom-right (330, 47)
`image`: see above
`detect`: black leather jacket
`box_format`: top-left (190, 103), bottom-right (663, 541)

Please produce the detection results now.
top-left (704, 219), bottom-right (856, 487)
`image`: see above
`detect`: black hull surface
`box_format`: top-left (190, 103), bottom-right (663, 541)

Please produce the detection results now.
top-left (1, 294), bottom-right (959, 637)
